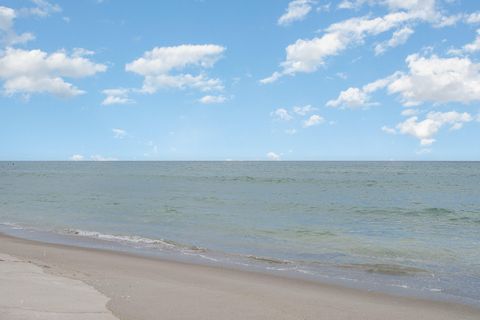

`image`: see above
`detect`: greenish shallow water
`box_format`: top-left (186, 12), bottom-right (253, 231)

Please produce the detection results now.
top-left (0, 161), bottom-right (479, 306)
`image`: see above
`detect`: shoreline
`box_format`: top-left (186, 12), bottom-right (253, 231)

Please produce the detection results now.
top-left (1, 233), bottom-right (479, 320)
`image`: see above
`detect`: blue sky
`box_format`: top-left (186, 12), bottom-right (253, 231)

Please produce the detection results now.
top-left (1, 0), bottom-right (480, 160)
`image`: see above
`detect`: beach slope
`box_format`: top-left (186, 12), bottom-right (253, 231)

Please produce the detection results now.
top-left (0, 233), bottom-right (478, 320)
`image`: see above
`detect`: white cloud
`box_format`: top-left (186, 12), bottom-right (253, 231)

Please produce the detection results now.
top-left (327, 74), bottom-right (397, 108)
top-left (259, 71), bottom-right (282, 84)
top-left (278, 0), bottom-right (314, 26)
top-left (396, 111), bottom-right (472, 145)
top-left (330, 54), bottom-right (480, 108)
top-left (0, 47), bottom-right (106, 97)
top-left (69, 154), bottom-right (84, 161)
top-left (126, 44), bottom-right (225, 94)
top-left (20, 0), bottom-right (61, 18)
top-left (465, 12), bottom-right (480, 25)
top-left (381, 125), bottom-right (396, 134)
top-left (338, 0), bottom-right (358, 10)
top-left (326, 75), bottom-right (395, 108)
top-left (90, 155), bottom-right (118, 161)
top-left (0, 6), bottom-right (35, 46)
top-left (112, 128), bottom-right (127, 139)
top-left (449, 29), bottom-right (480, 55)
top-left (416, 148), bottom-right (432, 155)
top-left (401, 108), bottom-right (418, 116)
top-left (0, 1), bottom-right (62, 45)
top-left (271, 108), bottom-right (293, 121)
top-left (388, 54), bottom-right (480, 106)
top-left (262, 0), bottom-right (449, 82)
top-left (374, 26), bottom-right (414, 55)
top-left (326, 87), bottom-right (370, 108)
top-left (434, 13), bottom-right (463, 28)
top-left (102, 88), bottom-right (134, 105)
top-left (303, 114), bottom-right (324, 127)
top-left (317, 3), bottom-right (331, 12)
top-left (339, 0), bottom-right (438, 18)
top-left (266, 152), bottom-right (281, 161)
top-left (293, 104), bottom-right (316, 115)
top-left (285, 128), bottom-right (297, 135)
top-left (198, 94), bottom-right (226, 104)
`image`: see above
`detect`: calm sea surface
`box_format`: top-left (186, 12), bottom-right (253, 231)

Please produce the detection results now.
top-left (0, 161), bottom-right (479, 306)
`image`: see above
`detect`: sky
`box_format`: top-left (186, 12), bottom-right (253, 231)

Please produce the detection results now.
top-left (1, 0), bottom-right (480, 161)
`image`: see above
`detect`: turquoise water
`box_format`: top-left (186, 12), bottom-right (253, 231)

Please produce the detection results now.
top-left (0, 161), bottom-right (479, 306)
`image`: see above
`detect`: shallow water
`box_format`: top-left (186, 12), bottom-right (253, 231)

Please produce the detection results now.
top-left (0, 161), bottom-right (479, 306)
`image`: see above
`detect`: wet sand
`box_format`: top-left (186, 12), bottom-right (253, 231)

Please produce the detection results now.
top-left (1, 233), bottom-right (479, 320)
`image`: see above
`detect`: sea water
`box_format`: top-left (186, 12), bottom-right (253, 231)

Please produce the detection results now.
top-left (0, 161), bottom-right (479, 306)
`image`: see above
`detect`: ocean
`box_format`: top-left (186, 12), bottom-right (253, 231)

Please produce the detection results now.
top-left (0, 161), bottom-right (479, 307)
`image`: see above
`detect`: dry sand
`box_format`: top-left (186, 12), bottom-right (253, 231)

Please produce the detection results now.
top-left (0, 233), bottom-right (479, 320)
top-left (0, 252), bottom-right (117, 320)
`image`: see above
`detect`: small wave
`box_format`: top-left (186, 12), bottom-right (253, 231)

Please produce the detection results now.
top-left (341, 263), bottom-right (431, 276)
top-left (0, 222), bottom-right (24, 230)
top-left (424, 207), bottom-right (454, 215)
top-left (294, 229), bottom-right (336, 238)
top-left (247, 255), bottom-right (292, 265)
top-left (62, 228), bottom-right (181, 250)
top-left (220, 176), bottom-right (296, 184)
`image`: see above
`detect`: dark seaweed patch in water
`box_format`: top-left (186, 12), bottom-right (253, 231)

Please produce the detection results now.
top-left (214, 176), bottom-right (296, 183)
top-left (341, 263), bottom-right (430, 276)
top-left (448, 216), bottom-right (478, 223)
top-left (247, 255), bottom-right (291, 265)
top-left (424, 208), bottom-right (454, 215)
top-left (294, 229), bottom-right (336, 237)
top-left (404, 208), bottom-right (455, 217)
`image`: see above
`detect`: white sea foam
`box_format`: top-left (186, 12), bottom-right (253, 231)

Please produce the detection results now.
top-left (62, 228), bottom-right (177, 249)
top-left (0, 222), bottom-right (24, 230)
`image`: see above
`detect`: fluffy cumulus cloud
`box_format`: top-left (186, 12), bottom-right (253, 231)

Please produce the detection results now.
top-left (266, 151), bottom-right (281, 161)
top-left (70, 154), bottom-right (118, 161)
top-left (0, 6), bottom-right (35, 46)
top-left (381, 125), bottom-right (396, 134)
top-left (278, 0), bottom-right (314, 26)
top-left (126, 44), bottom-right (225, 94)
top-left (327, 87), bottom-right (370, 108)
top-left (388, 54), bottom-right (480, 106)
top-left (90, 155), bottom-right (118, 161)
top-left (466, 12), bottom-right (480, 25)
top-left (303, 114), bottom-right (324, 127)
top-left (449, 29), bottom-right (480, 55)
top-left (112, 128), bottom-right (127, 139)
top-left (395, 111), bottom-right (473, 145)
top-left (329, 54), bottom-right (480, 108)
top-left (293, 104), bottom-right (316, 115)
top-left (401, 108), bottom-right (418, 116)
top-left (271, 108), bottom-right (293, 121)
top-left (69, 154), bottom-right (84, 161)
top-left (0, 47), bottom-right (107, 97)
top-left (261, 0), bottom-right (452, 83)
top-left (374, 26), bottom-right (414, 55)
top-left (198, 95), bottom-right (226, 104)
top-left (20, 0), bottom-right (62, 18)
top-left (327, 76), bottom-right (393, 108)
top-left (271, 104), bottom-right (323, 132)
top-left (102, 88), bottom-right (134, 105)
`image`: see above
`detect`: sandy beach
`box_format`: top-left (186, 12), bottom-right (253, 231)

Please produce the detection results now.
top-left (0, 233), bottom-right (479, 320)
